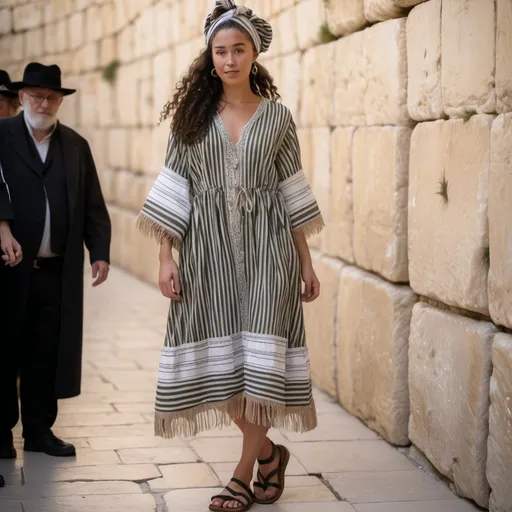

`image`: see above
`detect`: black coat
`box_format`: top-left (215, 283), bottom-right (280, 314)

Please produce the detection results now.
top-left (0, 113), bottom-right (111, 399)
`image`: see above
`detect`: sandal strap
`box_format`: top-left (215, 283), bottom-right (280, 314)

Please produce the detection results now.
top-left (257, 440), bottom-right (276, 465)
top-left (210, 494), bottom-right (246, 507)
top-left (229, 478), bottom-right (254, 499)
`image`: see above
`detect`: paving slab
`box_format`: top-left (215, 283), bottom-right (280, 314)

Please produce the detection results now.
top-left (22, 494), bottom-right (156, 512)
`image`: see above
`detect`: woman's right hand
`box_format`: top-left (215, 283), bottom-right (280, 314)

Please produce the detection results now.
top-left (158, 258), bottom-right (182, 301)
top-left (0, 222), bottom-right (22, 267)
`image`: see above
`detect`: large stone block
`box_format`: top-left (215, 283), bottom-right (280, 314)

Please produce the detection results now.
top-left (10, 33), bottom-right (24, 63)
top-left (25, 28), bottom-right (44, 60)
top-left (13, 3), bottom-right (43, 31)
top-left (487, 333), bottom-right (512, 512)
top-left (395, 0), bottom-right (426, 6)
top-left (0, 8), bottom-right (11, 35)
top-left (97, 80), bottom-right (116, 128)
top-left (442, 0), bottom-right (496, 117)
top-left (54, 19), bottom-right (68, 53)
top-left (496, 0), bottom-right (512, 113)
top-left (108, 129), bottom-right (130, 169)
top-left (86, 5), bottom-right (102, 43)
top-left (69, 11), bottom-right (85, 51)
top-left (304, 256), bottom-right (344, 397)
top-left (326, 0), bottom-right (366, 37)
top-left (337, 267), bottom-right (416, 445)
top-left (309, 127), bottom-right (331, 251)
top-left (364, 18), bottom-right (409, 125)
top-left (100, 36), bottom-right (117, 67)
top-left (406, 0), bottom-right (443, 121)
top-left (296, 0), bottom-right (326, 50)
top-left (115, 63), bottom-right (139, 126)
top-left (102, 2), bottom-right (117, 37)
top-left (409, 303), bottom-right (496, 508)
top-left (408, 116), bottom-right (493, 314)
top-left (78, 73), bottom-right (99, 127)
top-left (276, 7), bottom-right (297, 55)
top-left (331, 30), bottom-right (365, 126)
top-left (279, 53), bottom-right (300, 121)
top-left (152, 52), bottom-right (173, 126)
top-left (300, 42), bottom-right (335, 127)
top-left (353, 126), bottom-right (411, 283)
top-left (364, 0), bottom-right (405, 22)
top-left (488, 114), bottom-right (512, 329)
top-left (115, 171), bottom-right (135, 210)
top-left (325, 128), bottom-right (354, 263)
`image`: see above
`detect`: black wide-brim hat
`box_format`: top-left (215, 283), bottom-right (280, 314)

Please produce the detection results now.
top-left (9, 62), bottom-right (76, 96)
top-left (0, 69), bottom-right (18, 97)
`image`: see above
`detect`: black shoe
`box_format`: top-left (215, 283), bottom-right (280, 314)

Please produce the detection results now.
top-left (0, 442), bottom-right (16, 459)
top-left (0, 474), bottom-right (4, 487)
top-left (24, 431), bottom-right (76, 457)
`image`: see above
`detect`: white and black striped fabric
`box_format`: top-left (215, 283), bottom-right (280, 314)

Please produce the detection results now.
top-left (137, 99), bottom-right (324, 438)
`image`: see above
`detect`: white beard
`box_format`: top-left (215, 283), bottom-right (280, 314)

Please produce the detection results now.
top-left (22, 97), bottom-right (58, 131)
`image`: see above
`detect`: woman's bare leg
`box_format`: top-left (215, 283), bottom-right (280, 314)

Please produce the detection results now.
top-left (211, 421), bottom-right (269, 509)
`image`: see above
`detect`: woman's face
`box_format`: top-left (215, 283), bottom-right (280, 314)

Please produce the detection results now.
top-left (0, 94), bottom-right (17, 118)
top-left (211, 27), bottom-right (257, 87)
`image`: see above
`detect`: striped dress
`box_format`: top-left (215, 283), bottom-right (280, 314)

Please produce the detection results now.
top-left (137, 99), bottom-right (324, 438)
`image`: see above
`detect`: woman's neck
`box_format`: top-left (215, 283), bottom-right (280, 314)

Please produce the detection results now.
top-left (221, 83), bottom-right (259, 105)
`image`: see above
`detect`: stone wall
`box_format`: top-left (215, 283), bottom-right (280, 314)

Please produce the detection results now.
top-left (0, 0), bottom-right (511, 510)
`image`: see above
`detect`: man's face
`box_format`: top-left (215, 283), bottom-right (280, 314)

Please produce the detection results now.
top-left (20, 87), bottom-right (63, 130)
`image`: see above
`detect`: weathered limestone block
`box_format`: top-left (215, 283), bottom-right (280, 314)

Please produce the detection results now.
top-left (108, 205), bottom-right (122, 266)
top-left (280, 53), bottom-right (301, 121)
top-left (309, 127), bottom-right (331, 251)
top-left (108, 129), bottom-right (130, 169)
top-left (326, 0), bottom-right (366, 37)
top-left (408, 116), bottom-right (493, 314)
top-left (25, 28), bottom-right (44, 60)
top-left (99, 169), bottom-right (117, 204)
top-left (153, 52), bottom-right (173, 124)
top-left (10, 33), bottom-right (24, 63)
top-left (100, 36), bottom-right (117, 67)
top-left (54, 19), bottom-right (68, 53)
top-left (151, 126), bottom-right (170, 174)
top-left (86, 6), bottom-right (102, 43)
top-left (325, 128), bottom-right (354, 263)
top-left (496, 0), bottom-right (512, 113)
top-left (139, 78), bottom-right (154, 127)
top-left (78, 74), bottom-right (99, 127)
top-left (101, 2), bottom-right (117, 37)
top-left (353, 126), bottom-right (410, 283)
top-left (97, 80), bottom-right (116, 128)
top-left (13, 3), bottom-right (43, 31)
top-left (364, 0), bottom-right (405, 22)
top-left (277, 7), bottom-right (297, 55)
top-left (115, 171), bottom-right (135, 210)
top-left (44, 23), bottom-right (57, 55)
top-left (130, 128), bottom-right (152, 173)
top-left (69, 11), bottom-right (85, 51)
top-left (364, 18), bottom-right (409, 125)
top-left (409, 303), bottom-right (496, 508)
top-left (304, 256), bottom-right (344, 397)
top-left (82, 42), bottom-right (99, 72)
top-left (487, 333), bottom-right (512, 512)
top-left (119, 209), bottom-right (137, 271)
top-left (297, 129), bottom-right (313, 184)
top-left (300, 42), bottom-right (335, 127)
top-left (0, 8), bottom-right (11, 35)
top-left (395, 0), bottom-right (426, 6)
top-left (296, 0), bottom-right (326, 50)
top-left (406, 0), bottom-right (443, 121)
top-left (118, 25), bottom-right (135, 64)
top-left (331, 30), bottom-right (365, 126)
top-left (115, 63), bottom-right (139, 126)
top-left (442, 0), bottom-right (496, 117)
top-left (337, 266), bottom-right (416, 445)
top-left (488, 114), bottom-right (512, 329)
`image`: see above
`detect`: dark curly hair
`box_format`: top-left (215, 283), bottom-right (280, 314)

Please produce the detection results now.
top-left (159, 19), bottom-right (280, 145)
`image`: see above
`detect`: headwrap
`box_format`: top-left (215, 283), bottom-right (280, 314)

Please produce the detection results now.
top-left (204, 0), bottom-right (273, 54)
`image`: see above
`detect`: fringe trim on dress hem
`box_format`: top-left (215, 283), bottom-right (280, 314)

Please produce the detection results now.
top-left (135, 213), bottom-right (182, 251)
top-left (296, 216), bottom-right (325, 240)
top-left (154, 393), bottom-right (318, 439)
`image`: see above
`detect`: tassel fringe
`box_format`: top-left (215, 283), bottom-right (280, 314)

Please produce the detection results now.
top-left (296, 216), bottom-right (325, 240)
top-left (154, 393), bottom-right (318, 439)
top-left (135, 213), bottom-right (182, 251)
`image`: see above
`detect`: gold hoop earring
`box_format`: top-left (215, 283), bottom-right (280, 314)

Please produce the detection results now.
top-left (211, 68), bottom-right (218, 78)
top-left (251, 63), bottom-right (258, 75)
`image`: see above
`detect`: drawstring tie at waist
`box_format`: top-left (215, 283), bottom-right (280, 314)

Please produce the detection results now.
top-left (230, 187), bottom-right (253, 214)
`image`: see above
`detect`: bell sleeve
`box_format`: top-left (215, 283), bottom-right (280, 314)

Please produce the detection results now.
top-left (276, 116), bottom-right (325, 238)
top-left (136, 133), bottom-right (191, 250)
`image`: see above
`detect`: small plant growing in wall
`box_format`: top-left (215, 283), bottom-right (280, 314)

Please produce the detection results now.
top-left (436, 171), bottom-right (448, 205)
top-left (482, 246), bottom-right (490, 267)
top-left (318, 23), bottom-right (337, 44)
top-left (102, 59), bottom-right (121, 85)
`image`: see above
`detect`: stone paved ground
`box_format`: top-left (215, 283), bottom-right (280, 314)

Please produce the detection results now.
top-left (0, 267), bottom-right (482, 512)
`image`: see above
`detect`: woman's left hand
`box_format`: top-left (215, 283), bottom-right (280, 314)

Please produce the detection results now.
top-left (301, 263), bottom-right (320, 303)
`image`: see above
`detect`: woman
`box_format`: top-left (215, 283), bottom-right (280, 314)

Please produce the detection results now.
top-left (137, 1), bottom-right (324, 510)
top-left (0, 70), bottom-right (20, 118)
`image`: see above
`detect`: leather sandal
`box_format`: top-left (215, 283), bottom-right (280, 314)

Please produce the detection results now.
top-left (253, 441), bottom-right (290, 505)
top-left (209, 477), bottom-right (254, 511)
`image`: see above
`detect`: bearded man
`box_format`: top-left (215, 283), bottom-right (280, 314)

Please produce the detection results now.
top-left (0, 62), bottom-right (111, 459)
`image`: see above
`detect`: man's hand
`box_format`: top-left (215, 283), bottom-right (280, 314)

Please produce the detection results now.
top-left (91, 260), bottom-right (109, 287)
top-left (0, 222), bottom-right (22, 267)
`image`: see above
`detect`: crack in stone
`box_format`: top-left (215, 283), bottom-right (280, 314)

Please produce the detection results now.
top-left (310, 473), bottom-right (344, 501)
top-left (138, 481), bottom-right (169, 512)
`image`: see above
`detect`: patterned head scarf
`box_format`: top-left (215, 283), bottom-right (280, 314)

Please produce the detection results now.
top-left (204, 0), bottom-right (273, 54)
